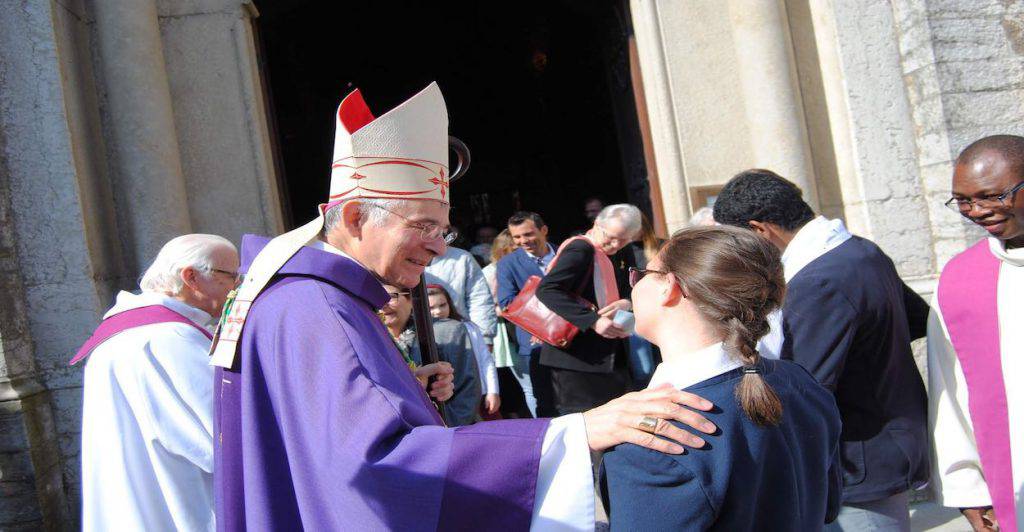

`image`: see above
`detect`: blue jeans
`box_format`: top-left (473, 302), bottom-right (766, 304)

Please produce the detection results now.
top-left (627, 334), bottom-right (655, 388)
top-left (510, 349), bottom-right (555, 418)
top-left (511, 353), bottom-right (537, 417)
top-left (824, 492), bottom-right (910, 531)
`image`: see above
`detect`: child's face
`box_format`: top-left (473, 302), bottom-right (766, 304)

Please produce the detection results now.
top-left (428, 294), bottom-right (450, 319)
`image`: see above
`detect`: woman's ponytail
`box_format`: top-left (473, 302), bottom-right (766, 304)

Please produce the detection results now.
top-left (659, 226), bottom-right (787, 426)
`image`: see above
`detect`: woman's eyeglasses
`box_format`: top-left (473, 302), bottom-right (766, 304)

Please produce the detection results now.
top-left (628, 267), bottom-right (671, 287)
top-left (387, 290), bottom-right (412, 301)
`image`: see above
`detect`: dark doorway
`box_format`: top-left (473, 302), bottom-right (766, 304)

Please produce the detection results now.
top-left (254, 0), bottom-right (653, 244)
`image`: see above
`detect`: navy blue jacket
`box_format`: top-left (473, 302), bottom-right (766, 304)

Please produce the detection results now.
top-left (602, 359), bottom-right (841, 531)
top-left (495, 248), bottom-right (548, 356)
top-left (781, 236), bottom-right (929, 502)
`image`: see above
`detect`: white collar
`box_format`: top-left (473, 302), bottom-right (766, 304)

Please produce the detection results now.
top-left (309, 239), bottom-right (393, 288)
top-left (646, 342), bottom-right (743, 391)
top-left (988, 237), bottom-right (1024, 267)
top-left (106, 290), bottom-right (216, 329)
top-left (525, 243), bottom-right (555, 260)
top-left (309, 239), bottom-right (376, 270)
top-left (310, 238), bottom-right (353, 259)
top-left (781, 216), bottom-right (853, 281)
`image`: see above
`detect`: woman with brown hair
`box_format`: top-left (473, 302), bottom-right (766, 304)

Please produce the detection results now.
top-left (600, 226), bottom-right (841, 531)
top-left (482, 229), bottom-right (516, 299)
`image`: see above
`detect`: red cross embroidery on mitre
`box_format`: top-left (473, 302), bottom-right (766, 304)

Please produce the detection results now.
top-left (329, 158), bottom-right (449, 200)
top-left (429, 167), bottom-right (449, 199)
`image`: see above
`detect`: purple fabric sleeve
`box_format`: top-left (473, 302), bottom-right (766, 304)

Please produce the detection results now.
top-left (438, 420), bottom-right (548, 531)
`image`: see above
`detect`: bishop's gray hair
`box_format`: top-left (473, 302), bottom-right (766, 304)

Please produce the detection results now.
top-left (322, 198), bottom-right (410, 235)
top-left (595, 203), bottom-right (643, 237)
top-left (139, 234), bottom-right (236, 295)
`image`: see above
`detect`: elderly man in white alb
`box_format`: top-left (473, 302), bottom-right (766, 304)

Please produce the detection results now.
top-left (73, 234), bottom-right (239, 532)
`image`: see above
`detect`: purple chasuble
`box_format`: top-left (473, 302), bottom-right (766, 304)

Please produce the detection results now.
top-left (70, 305), bottom-right (213, 365)
top-left (937, 240), bottom-right (1017, 532)
top-left (215, 235), bottom-right (550, 531)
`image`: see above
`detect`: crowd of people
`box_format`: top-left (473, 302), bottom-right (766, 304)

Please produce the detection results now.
top-left (72, 82), bottom-right (1021, 531)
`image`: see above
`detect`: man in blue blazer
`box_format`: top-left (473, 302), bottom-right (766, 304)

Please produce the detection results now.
top-left (496, 211), bottom-right (556, 417)
top-left (713, 169), bottom-right (930, 531)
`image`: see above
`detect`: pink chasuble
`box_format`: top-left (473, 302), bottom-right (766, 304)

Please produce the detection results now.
top-left (70, 305), bottom-right (213, 365)
top-left (937, 240), bottom-right (1017, 531)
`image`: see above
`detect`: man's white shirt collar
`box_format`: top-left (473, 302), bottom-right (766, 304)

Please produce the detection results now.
top-left (646, 342), bottom-right (743, 390)
top-left (989, 236), bottom-right (1024, 267)
top-left (758, 216), bottom-right (853, 359)
top-left (525, 243), bottom-right (555, 261)
top-left (106, 290), bottom-right (216, 330)
top-left (781, 216), bottom-right (853, 281)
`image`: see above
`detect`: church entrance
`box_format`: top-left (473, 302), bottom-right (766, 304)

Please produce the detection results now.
top-left (254, 0), bottom-right (658, 244)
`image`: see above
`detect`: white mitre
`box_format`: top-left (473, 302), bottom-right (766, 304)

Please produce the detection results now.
top-left (209, 82), bottom-right (452, 368)
top-left (328, 82), bottom-right (451, 205)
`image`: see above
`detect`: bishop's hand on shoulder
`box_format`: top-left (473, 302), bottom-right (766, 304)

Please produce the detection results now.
top-left (583, 383), bottom-right (716, 455)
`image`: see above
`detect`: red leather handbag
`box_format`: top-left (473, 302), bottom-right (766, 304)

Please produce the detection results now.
top-left (502, 244), bottom-right (595, 348)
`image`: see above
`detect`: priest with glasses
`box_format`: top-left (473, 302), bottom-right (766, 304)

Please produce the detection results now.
top-left (929, 134), bottom-right (1024, 532)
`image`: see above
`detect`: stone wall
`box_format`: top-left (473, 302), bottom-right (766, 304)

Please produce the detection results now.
top-left (0, 0), bottom-right (280, 527)
top-left (0, 1), bottom-right (113, 528)
top-left (630, 0), bottom-right (821, 230)
top-left (630, 0), bottom-right (941, 281)
top-left (892, 0), bottom-right (1024, 270)
top-left (790, 0), bottom-right (936, 281)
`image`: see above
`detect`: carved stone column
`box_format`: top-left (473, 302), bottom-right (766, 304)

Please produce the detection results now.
top-left (92, 0), bottom-right (193, 272)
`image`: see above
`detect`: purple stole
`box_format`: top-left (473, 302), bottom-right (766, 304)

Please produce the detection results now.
top-left (70, 305), bottom-right (213, 365)
top-left (937, 240), bottom-right (1017, 531)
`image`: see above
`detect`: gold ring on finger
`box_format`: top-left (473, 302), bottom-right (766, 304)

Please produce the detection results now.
top-left (637, 415), bottom-right (659, 434)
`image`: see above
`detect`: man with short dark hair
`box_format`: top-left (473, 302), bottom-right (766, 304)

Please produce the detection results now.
top-left (928, 135), bottom-right (1024, 532)
top-left (714, 168), bottom-right (929, 531)
top-left (497, 211), bottom-right (556, 417)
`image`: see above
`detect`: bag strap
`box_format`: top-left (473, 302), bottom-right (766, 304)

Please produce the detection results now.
top-left (547, 236), bottom-right (598, 298)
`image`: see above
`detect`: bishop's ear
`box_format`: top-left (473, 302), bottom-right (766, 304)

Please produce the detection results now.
top-left (341, 200), bottom-right (367, 238)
